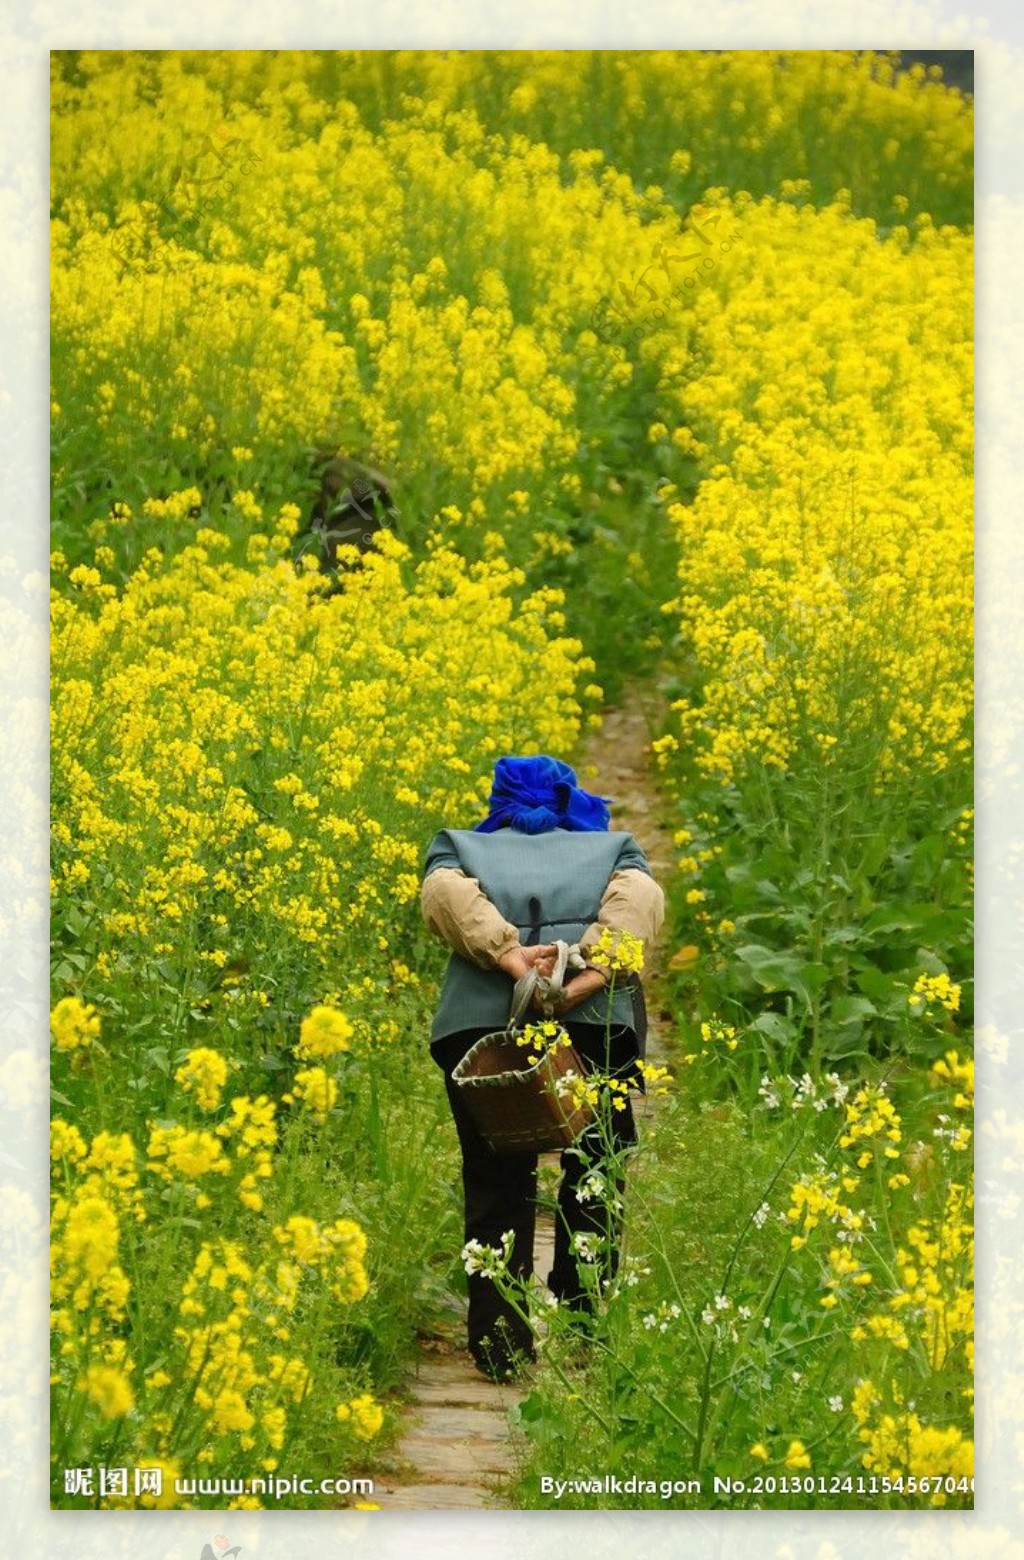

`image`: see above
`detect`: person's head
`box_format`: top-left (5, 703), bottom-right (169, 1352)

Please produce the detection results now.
top-left (473, 755), bottom-right (611, 834)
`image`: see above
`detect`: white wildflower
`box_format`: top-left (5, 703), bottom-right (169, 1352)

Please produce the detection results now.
top-left (576, 1171), bottom-right (606, 1203)
top-left (824, 1072), bottom-right (849, 1106)
top-left (461, 1229), bottom-right (514, 1277)
top-left (758, 1075), bottom-right (782, 1110)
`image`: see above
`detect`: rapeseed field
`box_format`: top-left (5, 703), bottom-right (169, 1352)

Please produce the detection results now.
top-left (50, 49), bottom-right (973, 1509)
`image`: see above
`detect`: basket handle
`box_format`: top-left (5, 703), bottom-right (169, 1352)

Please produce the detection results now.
top-left (507, 940), bottom-right (587, 1031)
top-left (508, 968), bottom-right (541, 1032)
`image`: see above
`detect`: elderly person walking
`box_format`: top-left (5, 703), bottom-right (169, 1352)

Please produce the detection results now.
top-left (421, 754), bottom-right (664, 1381)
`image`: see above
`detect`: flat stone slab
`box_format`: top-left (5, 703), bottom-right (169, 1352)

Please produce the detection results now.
top-left (413, 1376), bottom-right (525, 1407)
top-left (396, 1432), bottom-right (515, 1478)
top-left (402, 1404), bottom-right (512, 1440)
top-left (406, 1355), bottom-right (522, 1390)
top-left (408, 1350), bottom-right (485, 1378)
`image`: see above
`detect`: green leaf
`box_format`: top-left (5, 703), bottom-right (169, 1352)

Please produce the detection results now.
top-left (53, 955), bottom-right (87, 979)
top-left (824, 924), bottom-right (864, 949)
top-left (859, 832), bottom-right (891, 877)
top-left (830, 995), bottom-right (878, 1025)
top-left (820, 1028), bottom-right (873, 1060)
top-left (735, 946), bottom-right (827, 1007)
top-left (798, 962), bottom-right (830, 996)
top-left (749, 1013), bottom-right (795, 1043)
top-left (903, 1024), bottom-right (951, 1058)
top-left (735, 944), bottom-right (794, 986)
top-left (725, 862), bottom-right (783, 903)
top-left (854, 967), bottom-right (898, 1001)
top-left (911, 834), bottom-right (946, 875)
top-left (861, 903), bottom-right (940, 936)
top-left (511, 1390), bottom-right (550, 1431)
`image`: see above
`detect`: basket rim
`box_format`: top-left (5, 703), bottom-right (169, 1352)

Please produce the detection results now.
top-left (451, 1029), bottom-right (586, 1089)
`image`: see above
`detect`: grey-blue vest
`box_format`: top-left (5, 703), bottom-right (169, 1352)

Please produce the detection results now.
top-left (424, 827), bottom-right (653, 1045)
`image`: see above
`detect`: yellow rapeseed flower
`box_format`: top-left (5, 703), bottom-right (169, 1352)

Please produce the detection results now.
top-left (588, 926), bottom-right (645, 976)
top-left (337, 1392), bottom-right (384, 1440)
top-left (175, 1046), bottom-right (229, 1111)
top-left (298, 1005), bottom-right (354, 1059)
top-left (909, 972), bottom-right (961, 1016)
top-left (50, 996), bottom-right (100, 1051)
top-left (77, 1362), bottom-right (135, 1418)
top-left (291, 1066), bottom-right (338, 1124)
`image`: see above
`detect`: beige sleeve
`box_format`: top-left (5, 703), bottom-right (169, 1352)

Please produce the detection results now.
top-left (578, 868), bottom-right (666, 975)
top-left (420, 866), bottom-right (522, 970)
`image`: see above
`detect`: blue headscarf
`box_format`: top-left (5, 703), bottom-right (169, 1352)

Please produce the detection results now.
top-left (473, 755), bottom-right (612, 835)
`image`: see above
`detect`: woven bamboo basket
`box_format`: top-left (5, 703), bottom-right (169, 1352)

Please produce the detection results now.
top-left (451, 956), bottom-right (599, 1153)
top-left (452, 1030), bottom-right (597, 1152)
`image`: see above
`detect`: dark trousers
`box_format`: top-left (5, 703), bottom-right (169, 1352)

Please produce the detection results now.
top-left (431, 1021), bottom-right (641, 1366)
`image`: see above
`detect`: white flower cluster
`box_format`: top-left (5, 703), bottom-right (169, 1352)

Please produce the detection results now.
top-left (603, 1255), bottom-right (651, 1298)
top-left (570, 1231), bottom-right (602, 1263)
top-left (642, 1301), bottom-right (682, 1333)
top-left (461, 1229), bottom-right (514, 1277)
top-left (757, 1072), bottom-right (850, 1112)
top-left (553, 1069), bottom-right (585, 1099)
top-left (758, 1075), bottom-right (782, 1110)
top-left (575, 1170), bottom-right (623, 1212)
top-left (701, 1293), bottom-right (732, 1325)
top-left (576, 1171), bottom-right (605, 1203)
top-left (699, 1291), bottom-right (756, 1345)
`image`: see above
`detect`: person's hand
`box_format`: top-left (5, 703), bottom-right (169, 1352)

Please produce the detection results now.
top-left (497, 943), bottom-right (557, 982)
top-left (527, 944), bottom-right (558, 979)
top-left (536, 966), bottom-right (608, 1017)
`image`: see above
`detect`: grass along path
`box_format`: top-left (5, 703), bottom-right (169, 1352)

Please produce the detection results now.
top-left (372, 684), bottom-right (675, 1510)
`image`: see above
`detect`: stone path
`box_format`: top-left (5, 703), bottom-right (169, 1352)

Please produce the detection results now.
top-left (372, 686), bottom-right (676, 1510)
